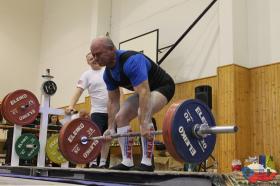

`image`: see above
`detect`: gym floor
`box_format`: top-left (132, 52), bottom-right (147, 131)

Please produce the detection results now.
top-left (0, 176), bottom-right (80, 185)
top-left (0, 166), bottom-right (223, 186)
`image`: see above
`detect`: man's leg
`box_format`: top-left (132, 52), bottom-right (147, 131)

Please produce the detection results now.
top-left (110, 94), bottom-right (139, 170)
top-left (90, 113), bottom-right (109, 168)
top-left (137, 91), bottom-right (168, 171)
top-left (99, 141), bottom-right (110, 168)
top-left (99, 114), bottom-right (110, 168)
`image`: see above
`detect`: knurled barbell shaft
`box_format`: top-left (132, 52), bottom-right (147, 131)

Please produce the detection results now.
top-left (81, 125), bottom-right (238, 143)
top-left (88, 131), bottom-right (163, 141)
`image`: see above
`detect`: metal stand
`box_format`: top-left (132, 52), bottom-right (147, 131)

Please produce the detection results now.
top-left (11, 125), bottom-right (22, 166)
top-left (10, 69), bottom-right (70, 167)
top-left (37, 69), bottom-right (69, 167)
top-left (37, 94), bottom-right (65, 167)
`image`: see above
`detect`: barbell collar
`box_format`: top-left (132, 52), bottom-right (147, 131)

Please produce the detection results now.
top-left (195, 124), bottom-right (238, 138)
top-left (200, 125), bottom-right (238, 134)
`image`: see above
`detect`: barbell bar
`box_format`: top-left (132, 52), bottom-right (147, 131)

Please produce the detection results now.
top-left (81, 125), bottom-right (237, 144)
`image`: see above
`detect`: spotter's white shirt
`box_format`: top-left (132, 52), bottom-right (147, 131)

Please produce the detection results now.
top-left (77, 68), bottom-right (108, 113)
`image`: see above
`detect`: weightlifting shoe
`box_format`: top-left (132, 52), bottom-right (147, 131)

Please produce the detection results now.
top-left (110, 163), bottom-right (133, 171)
top-left (98, 165), bottom-right (106, 169)
top-left (131, 163), bottom-right (154, 172)
top-left (89, 164), bottom-right (99, 168)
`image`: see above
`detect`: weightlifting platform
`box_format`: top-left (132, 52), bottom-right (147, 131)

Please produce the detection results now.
top-left (0, 166), bottom-right (226, 185)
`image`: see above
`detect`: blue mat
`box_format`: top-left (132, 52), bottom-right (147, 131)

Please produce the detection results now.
top-left (0, 173), bottom-right (130, 186)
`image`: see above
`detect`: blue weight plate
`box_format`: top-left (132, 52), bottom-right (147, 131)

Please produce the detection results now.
top-left (171, 99), bottom-right (216, 163)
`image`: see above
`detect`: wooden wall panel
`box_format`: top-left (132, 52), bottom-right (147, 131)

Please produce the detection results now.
top-left (216, 65), bottom-right (237, 173)
top-left (234, 66), bottom-right (251, 162)
top-left (250, 63), bottom-right (280, 170)
top-left (215, 65), bottom-right (251, 173)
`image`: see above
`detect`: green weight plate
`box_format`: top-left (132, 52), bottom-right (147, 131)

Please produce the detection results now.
top-left (15, 133), bottom-right (40, 160)
top-left (46, 134), bottom-right (67, 164)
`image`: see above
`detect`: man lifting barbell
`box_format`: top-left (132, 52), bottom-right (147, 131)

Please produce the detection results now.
top-left (89, 36), bottom-right (176, 172)
top-left (58, 37), bottom-right (238, 172)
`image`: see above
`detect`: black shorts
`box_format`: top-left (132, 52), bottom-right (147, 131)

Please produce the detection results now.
top-left (152, 75), bottom-right (175, 103)
top-left (90, 113), bottom-right (108, 134)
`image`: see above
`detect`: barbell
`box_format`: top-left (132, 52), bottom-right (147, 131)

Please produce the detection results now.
top-left (58, 99), bottom-right (238, 164)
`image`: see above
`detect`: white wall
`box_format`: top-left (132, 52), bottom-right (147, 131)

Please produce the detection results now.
top-left (38, 0), bottom-right (96, 107)
top-left (37, 0), bottom-right (111, 108)
top-left (94, 0), bottom-right (112, 37)
top-left (233, 0), bottom-right (249, 67)
top-left (0, 0), bottom-right (43, 99)
top-left (111, 0), bottom-right (220, 83)
top-left (247, 0), bottom-right (280, 67)
top-left (247, 0), bottom-right (271, 67)
top-left (269, 0), bottom-right (280, 63)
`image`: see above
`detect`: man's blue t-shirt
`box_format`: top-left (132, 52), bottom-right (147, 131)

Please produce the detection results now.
top-left (103, 50), bottom-right (152, 91)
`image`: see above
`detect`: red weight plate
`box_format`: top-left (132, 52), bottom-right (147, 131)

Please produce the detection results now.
top-left (1, 92), bottom-right (12, 123)
top-left (3, 90), bottom-right (40, 125)
top-left (0, 103), bottom-right (2, 122)
top-left (162, 100), bottom-right (184, 162)
top-left (58, 118), bottom-right (102, 164)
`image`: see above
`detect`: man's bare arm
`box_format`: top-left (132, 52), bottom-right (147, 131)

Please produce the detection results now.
top-left (66, 87), bottom-right (83, 113)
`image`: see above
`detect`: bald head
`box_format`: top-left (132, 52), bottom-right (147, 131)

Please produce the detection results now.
top-left (91, 36), bottom-right (115, 50)
top-left (90, 36), bottom-right (116, 68)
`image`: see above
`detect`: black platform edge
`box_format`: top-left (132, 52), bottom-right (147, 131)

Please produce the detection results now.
top-left (0, 166), bottom-right (226, 186)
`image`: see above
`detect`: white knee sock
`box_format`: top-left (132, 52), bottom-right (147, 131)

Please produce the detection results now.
top-left (99, 158), bottom-right (106, 167)
top-left (140, 123), bottom-right (155, 166)
top-left (117, 126), bottom-right (134, 167)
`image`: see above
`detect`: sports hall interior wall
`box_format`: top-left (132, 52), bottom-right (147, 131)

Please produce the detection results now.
top-left (59, 62), bottom-right (280, 173)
